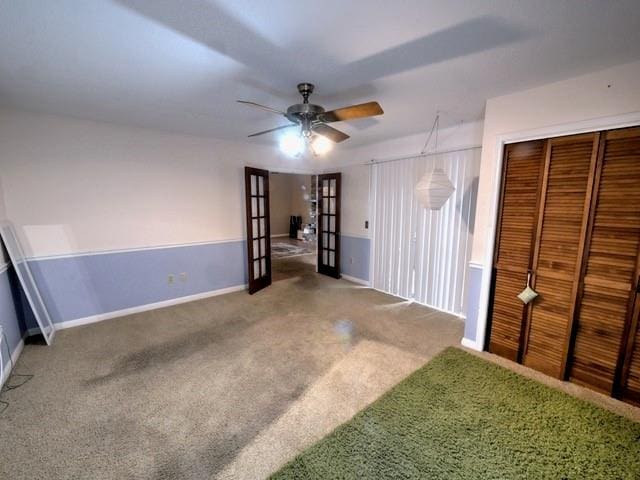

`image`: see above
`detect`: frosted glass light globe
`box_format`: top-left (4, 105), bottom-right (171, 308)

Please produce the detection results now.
top-left (311, 135), bottom-right (333, 156)
top-left (279, 132), bottom-right (305, 157)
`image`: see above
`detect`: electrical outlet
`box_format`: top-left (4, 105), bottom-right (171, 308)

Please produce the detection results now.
top-left (180, 272), bottom-right (187, 282)
top-left (168, 274), bottom-right (175, 285)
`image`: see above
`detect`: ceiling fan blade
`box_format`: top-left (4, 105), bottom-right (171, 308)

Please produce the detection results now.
top-left (248, 124), bottom-right (298, 138)
top-left (320, 101), bottom-right (383, 123)
top-left (237, 100), bottom-right (286, 116)
top-left (312, 124), bottom-right (350, 143)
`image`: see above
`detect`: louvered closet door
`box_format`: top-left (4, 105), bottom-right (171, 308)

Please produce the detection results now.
top-left (568, 127), bottom-right (640, 395)
top-left (487, 141), bottom-right (545, 360)
top-left (522, 133), bottom-right (599, 378)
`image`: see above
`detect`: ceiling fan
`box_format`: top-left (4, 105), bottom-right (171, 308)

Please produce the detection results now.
top-left (237, 83), bottom-right (383, 155)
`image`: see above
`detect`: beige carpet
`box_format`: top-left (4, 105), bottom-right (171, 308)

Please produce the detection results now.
top-left (0, 254), bottom-right (463, 479)
top-left (218, 340), bottom-right (427, 480)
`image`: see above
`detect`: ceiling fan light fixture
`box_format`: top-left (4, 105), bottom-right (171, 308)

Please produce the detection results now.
top-left (279, 131), bottom-right (305, 157)
top-left (310, 135), bottom-right (333, 156)
top-left (239, 82), bottom-right (383, 147)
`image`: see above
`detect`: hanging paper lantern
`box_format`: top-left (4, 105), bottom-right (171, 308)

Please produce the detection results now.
top-left (415, 168), bottom-right (455, 210)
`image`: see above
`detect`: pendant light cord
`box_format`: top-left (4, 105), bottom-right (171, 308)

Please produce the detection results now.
top-left (420, 113), bottom-right (440, 155)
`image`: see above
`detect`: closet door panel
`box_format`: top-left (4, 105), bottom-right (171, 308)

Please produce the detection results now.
top-left (488, 141), bottom-right (545, 360)
top-left (570, 128), bottom-right (640, 394)
top-left (489, 269), bottom-right (530, 359)
top-left (623, 319), bottom-right (640, 405)
top-left (523, 134), bottom-right (598, 378)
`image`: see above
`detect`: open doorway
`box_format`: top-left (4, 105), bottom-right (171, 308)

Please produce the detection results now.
top-left (268, 172), bottom-right (317, 282)
top-left (244, 168), bottom-right (342, 293)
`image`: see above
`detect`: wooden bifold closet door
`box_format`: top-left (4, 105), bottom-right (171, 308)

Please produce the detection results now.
top-left (487, 126), bottom-right (640, 406)
top-left (569, 128), bottom-right (640, 397)
top-left (487, 140), bottom-right (546, 360)
top-left (521, 132), bottom-right (599, 378)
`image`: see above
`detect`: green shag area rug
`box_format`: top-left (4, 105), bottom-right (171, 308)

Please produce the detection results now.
top-left (270, 347), bottom-right (640, 479)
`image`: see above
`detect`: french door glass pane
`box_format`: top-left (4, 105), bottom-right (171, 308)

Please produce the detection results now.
top-left (260, 257), bottom-right (266, 276)
top-left (260, 237), bottom-right (265, 254)
top-left (251, 197), bottom-right (258, 216)
top-left (329, 179), bottom-right (336, 196)
top-left (252, 219), bottom-right (259, 238)
top-left (329, 251), bottom-right (335, 267)
top-left (323, 233), bottom-right (328, 246)
top-left (258, 176), bottom-right (264, 195)
top-left (329, 198), bottom-right (336, 214)
top-left (329, 233), bottom-right (335, 249)
top-left (323, 197), bottom-right (329, 212)
top-left (253, 260), bottom-right (260, 279)
top-left (259, 197), bottom-right (264, 216)
top-left (330, 216), bottom-right (335, 232)
top-left (253, 239), bottom-right (260, 259)
top-left (323, 215), bottom-right (329, 232)
top-left (251, 175), bottom-right (257, 195)
top-left (323, 249), bottom-right (328, 265)
top-left (323, 180), bottom-right (329, 196)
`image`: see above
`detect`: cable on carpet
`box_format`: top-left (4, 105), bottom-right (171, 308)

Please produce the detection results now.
top-left (0, 329), bottom-right (33, 414)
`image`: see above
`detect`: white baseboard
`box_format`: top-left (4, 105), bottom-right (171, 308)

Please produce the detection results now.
top-left (341, 274), bottom-right (370, 286)
top-left (461, 337), bottom-right (482, 351)
top-left (0, 336), bottom-right (25, 388)
top-left (28, 284), bottom-right (247, 335)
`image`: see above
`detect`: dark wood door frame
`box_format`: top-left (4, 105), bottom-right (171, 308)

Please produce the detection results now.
top-left (317, 173), bottom-right (341, 278)
top-left (244, 167), bottom-right (272, 294)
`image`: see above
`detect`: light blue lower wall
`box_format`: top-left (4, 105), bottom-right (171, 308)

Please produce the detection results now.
top-left (340, 235), bottom-right (370, 282)
top-left (464, 263), bottom-right (484, 344)
top-left (0, 267), bottom-right (27, 374)
top-left (28, 241), bottom-right (247, 325)
top-left (24, 235), bottom-right (369, 327)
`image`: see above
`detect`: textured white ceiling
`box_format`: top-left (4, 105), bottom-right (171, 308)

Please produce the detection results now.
top-left (1, 0), bottom-right (639, 148)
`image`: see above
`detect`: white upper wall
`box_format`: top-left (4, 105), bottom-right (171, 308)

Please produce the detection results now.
top-left (268, 173), bottom-right (292, 236)
top-left (340, 165), bottom-right (370, 238)
top-left (0, 108), bottom-right (312, 258)
top-left (327, 120), bottom-right (484, 239)
top-left (288, 174), bottom-right (313, 225)
top-left (472, 59), bottom-right (640, 263)
top-left (269, 173), bottom-right (313, 236)
top-left (327, 121), bottom-right (484, 168)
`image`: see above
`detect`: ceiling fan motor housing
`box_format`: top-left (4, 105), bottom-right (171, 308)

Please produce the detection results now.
top-left (286, 103), bottom-right (325, 126)
top-left (287, 84), bottom-right (324, 134)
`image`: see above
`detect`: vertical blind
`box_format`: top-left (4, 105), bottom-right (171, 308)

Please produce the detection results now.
top-left (370, 147), bottom-right (481, 316)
